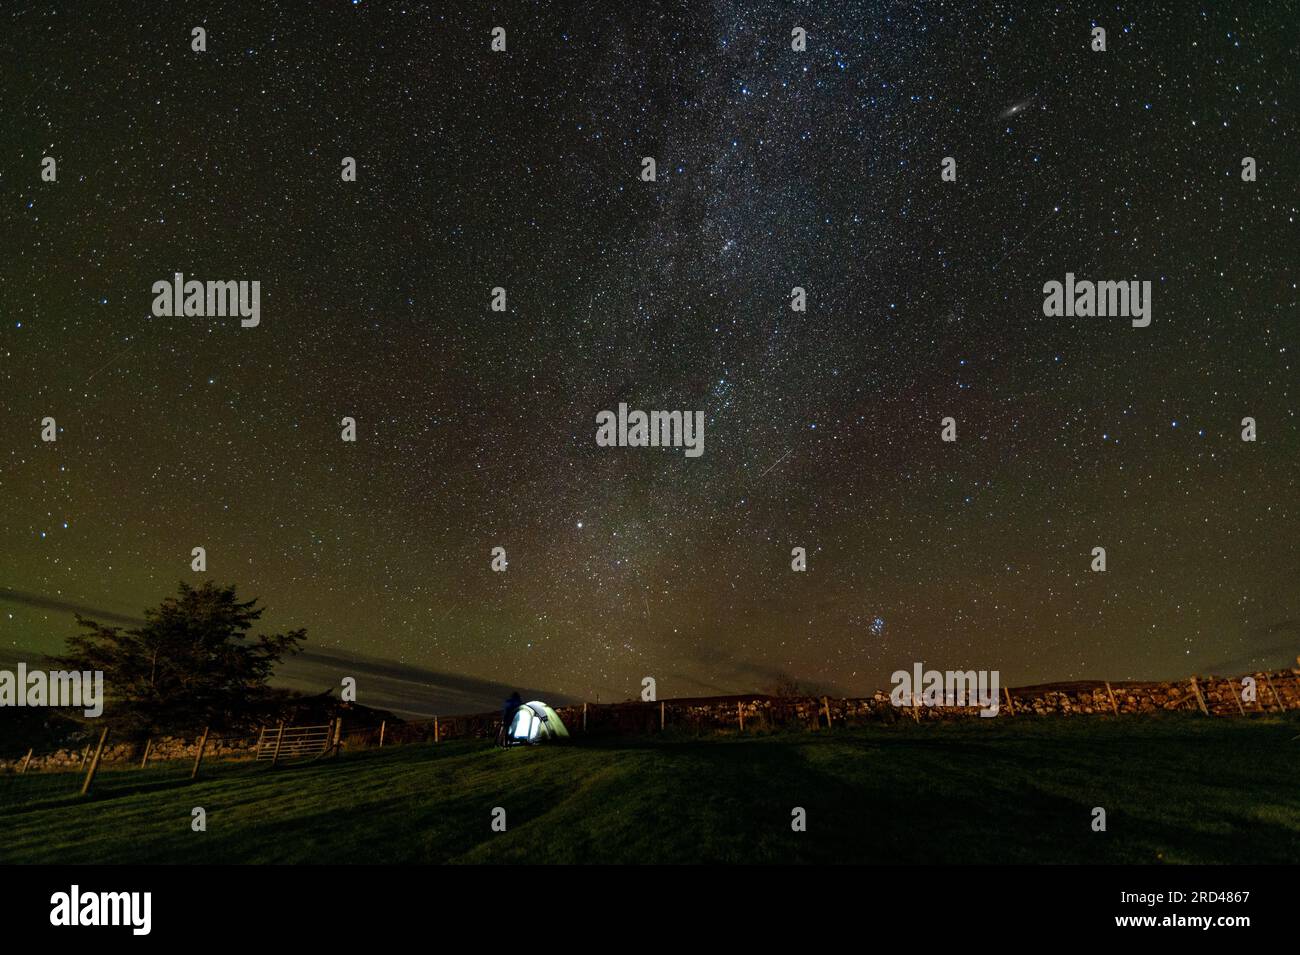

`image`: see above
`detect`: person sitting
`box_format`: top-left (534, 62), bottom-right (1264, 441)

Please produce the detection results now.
top-left (500, 691), bottom-right (523, 744)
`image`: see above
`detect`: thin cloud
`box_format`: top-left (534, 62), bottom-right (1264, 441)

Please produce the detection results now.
top-left (0, 589), bottom-right (146, 626)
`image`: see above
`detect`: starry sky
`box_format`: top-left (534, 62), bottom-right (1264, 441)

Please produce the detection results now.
top-left (2, 2), bottom-right (1296, 710)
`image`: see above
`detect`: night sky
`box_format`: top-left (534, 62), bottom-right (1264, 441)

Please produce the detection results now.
top-left (2, 2), bottom-right (1296, 709)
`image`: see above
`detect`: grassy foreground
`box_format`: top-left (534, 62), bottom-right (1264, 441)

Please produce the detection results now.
top-left (2, 714), bottom-right (1297, 864)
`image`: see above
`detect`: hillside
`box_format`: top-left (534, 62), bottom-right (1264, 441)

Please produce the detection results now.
top-left (2, 713), bottom-right (1297, 864)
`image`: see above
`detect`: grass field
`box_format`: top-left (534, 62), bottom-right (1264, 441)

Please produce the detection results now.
top-left (2, 713), bottom-right (1297, 864)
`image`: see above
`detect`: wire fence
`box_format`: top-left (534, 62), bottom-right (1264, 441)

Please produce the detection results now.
top-left (3, 669), bottom-right (1297, 808)
top-left (0, 721), bottom-right (335, 807)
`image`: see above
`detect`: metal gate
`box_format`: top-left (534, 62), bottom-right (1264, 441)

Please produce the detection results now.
top-left (256, 722), bottom-right (334, 763)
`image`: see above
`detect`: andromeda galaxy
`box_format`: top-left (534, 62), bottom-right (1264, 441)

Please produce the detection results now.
top-left (999, 96), bottom-right (1035, 119)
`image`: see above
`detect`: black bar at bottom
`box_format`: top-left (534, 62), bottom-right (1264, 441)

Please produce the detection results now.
top-left (0, 864), bottom-right (1280, 940)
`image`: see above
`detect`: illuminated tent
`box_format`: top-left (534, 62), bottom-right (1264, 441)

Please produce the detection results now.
top-left (503, 700), bottom-right (570, 745)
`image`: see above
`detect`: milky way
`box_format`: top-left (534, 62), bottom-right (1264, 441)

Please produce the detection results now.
top-left (2, 2), bottom-right (1296, 705)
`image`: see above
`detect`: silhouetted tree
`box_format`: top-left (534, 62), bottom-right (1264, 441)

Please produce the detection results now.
top-left (52, 581), bottom-right (305, 736)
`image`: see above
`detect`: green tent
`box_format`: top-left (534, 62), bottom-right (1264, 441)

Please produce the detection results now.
top-left (503, 700), bottom-right (570, 745)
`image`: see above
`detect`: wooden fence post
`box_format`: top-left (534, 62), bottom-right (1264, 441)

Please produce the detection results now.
top-left (140, 738), bottom-right (152, 769)
top-left (19, 748), bottom-right (33, 775)
top-left (271, 721), bottom-right (285, 766)
top-left (190, 727), bottom-right (210, 779)
top-left (582, 702), bottom-right (588, 732)
top-left (660, 700), bottom-right (665, 730)
top-left (378, 720), bottom-right (386, 748)
top-left (1004, 686), bottom-right (1015, 716)
top-left (1104, 681), bottom-right (1119, 716)
top-left (1229, 678), bottom-right (1246, 716)
top-left (80, 727), bottom-right (109, 796)
top-left (737, 701), bottom-right (745, 732)
top-left (332, 718), bottom-right (343, 755)
top-left (822, 696), bottom-right (833, 729)
top-left (1189, 677), bottom-right (1209, 716)
top-left (1264, 672), bottom-right (1285, 712)
top-left (433, 716), bottom-right (440, 743)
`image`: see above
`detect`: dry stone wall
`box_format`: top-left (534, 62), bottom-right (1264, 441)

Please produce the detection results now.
top-left (0, 732), bottom-right (258, 774)
top-left (4, 668), bottom-right (1296, 773)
